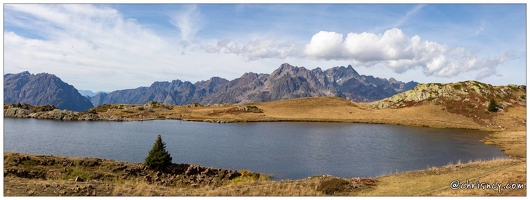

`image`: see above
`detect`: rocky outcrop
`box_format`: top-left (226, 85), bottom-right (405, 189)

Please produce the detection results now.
top-left (4, 107), bottom-right (78, 120)
top-left (4, 101), bottom-right (176, 121)
top-left (4, 107), bottom-right (31, 118)
top-left (29, 109), bottom-right (78, 120)
top-left (371, 81), bottom-right (526, 109)
top-left (370, 81), bottom-right (526, 126)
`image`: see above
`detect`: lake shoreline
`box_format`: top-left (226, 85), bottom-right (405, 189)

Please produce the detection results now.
top-left (3, 109), bottom-right (511, 132)
top-left (4, 97), bottom-right (525, 132)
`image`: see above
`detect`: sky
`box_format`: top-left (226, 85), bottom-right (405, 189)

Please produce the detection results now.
top-left (3, 3), bottom-right (527, 92)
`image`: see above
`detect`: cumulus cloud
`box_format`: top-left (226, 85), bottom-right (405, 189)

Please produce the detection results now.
top-left (304, 31), bottom-right (344, 60)
top-left (302, 28), bottom-right (514, 79)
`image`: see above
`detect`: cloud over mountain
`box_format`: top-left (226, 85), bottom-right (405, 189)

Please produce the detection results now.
top-left (303, 28), bottom-right (513, 79)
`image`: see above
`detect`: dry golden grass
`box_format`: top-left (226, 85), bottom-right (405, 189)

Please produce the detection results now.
top-left (482, 131), bottom-right (526, 158)
top-left (492, 106), bottom-right (527, 131)
top-left (173, 96), bottom-right (525, 131)
top-left (351, 158), bottom-right (526, 196)
top-left (90, 96), bottom-right (525, 132)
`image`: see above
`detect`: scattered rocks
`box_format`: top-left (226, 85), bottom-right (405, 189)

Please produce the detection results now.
top-left (79, 159), bottom-right (100, 167)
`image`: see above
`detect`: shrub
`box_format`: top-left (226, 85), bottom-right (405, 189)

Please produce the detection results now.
top-left (317, 178), bottom-right (350, 195)
top-left (144, 135), bottom-right (172, 171)
top-left (487, 99), bottom-right (498, 112)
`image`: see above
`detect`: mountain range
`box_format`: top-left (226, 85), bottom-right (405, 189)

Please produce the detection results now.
top-left (4, 63), bottom-right (418, 111)
top-left (90, 63), bottom-right (418, 107)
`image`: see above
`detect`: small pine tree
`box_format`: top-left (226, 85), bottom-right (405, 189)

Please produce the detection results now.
top-left (144, 135), bottom-right (172, 170)
top-left (488, 99), bottom-right (498, 112)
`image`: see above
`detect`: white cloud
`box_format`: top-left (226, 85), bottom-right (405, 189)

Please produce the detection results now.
top-left (3, 4), bottom-right (232, 91)
top-left (301, 28), bottom-right (514, 80)
top-left (201, 37), bottom-right (302, 61)
top-left (471, 20), bottom-right (486, 37)
top-left (170, 5), bottom-right (201, 41)
top-left (392, 4), bottom-right (425, 28)
top-left (304, 31), bottom-right (344, 60)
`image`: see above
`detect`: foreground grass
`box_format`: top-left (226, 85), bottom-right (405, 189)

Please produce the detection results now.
top-left (352, 159), bottom-right (526, 196)
top-left (4, 156), bottom-right (524, 196)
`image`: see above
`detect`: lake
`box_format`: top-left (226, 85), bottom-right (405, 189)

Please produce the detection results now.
top-left (3, 118), bottom-right (507, 180)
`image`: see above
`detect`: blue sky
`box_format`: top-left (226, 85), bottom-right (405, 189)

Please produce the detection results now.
top-left (3, 4), bottom-right (527, 92)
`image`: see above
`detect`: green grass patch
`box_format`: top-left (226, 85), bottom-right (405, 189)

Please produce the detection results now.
top-left (54, 166), bottom-right (92, 181)
top-left (228, 175), bottom-right (268, 186)
top-left (94, 104), bottom-right (113, 112)
top-left (21, 159), bottom-right (38, 168)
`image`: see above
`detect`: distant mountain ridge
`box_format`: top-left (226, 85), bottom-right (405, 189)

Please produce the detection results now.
top-left (78, 90), bottom-right (108, 97)
top-left (4, 71), bottom-right (93, 112)
top-left (90, 63), bottom-right (418, 106)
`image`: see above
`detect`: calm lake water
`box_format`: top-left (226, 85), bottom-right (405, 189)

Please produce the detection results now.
top-left (3, 118), bottom-right (506, 180)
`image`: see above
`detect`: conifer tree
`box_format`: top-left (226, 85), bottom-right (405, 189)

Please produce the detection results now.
top-left (144, 135), bottom-right (172, 170)
top-left (488, 99), bottom-right (498, 112)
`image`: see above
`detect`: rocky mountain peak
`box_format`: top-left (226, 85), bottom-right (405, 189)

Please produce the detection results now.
top-left (4, 71), bottom-right (93, 112)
